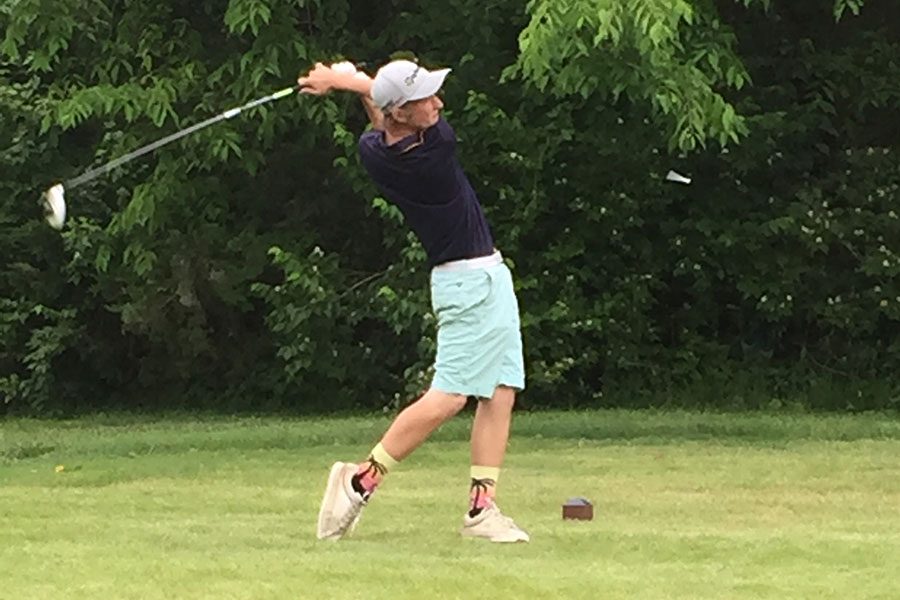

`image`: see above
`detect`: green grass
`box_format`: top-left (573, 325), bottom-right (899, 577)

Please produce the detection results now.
top-left (2, 410), bottom-right (899, 599)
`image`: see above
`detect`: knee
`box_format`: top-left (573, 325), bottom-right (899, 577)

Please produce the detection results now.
top-left (490, 386), bottom-right (516, 409)
top-left (444, 393), bottom-right (468, 416)
top-left (422, 389), bottom-right (468, 420)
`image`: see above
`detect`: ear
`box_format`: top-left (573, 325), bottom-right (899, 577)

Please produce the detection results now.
top-left (388, 105), bottom-right (408, 124)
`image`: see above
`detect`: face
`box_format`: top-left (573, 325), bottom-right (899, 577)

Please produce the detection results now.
top-left (393, 94), bottom-right (444, 129)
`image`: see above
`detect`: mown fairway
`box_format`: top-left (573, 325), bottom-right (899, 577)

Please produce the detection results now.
top-left (2, 410), bottom-right (899, 599)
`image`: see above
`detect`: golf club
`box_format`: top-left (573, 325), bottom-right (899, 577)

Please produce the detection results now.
top-left (39, 61), bottom-right (365, 230)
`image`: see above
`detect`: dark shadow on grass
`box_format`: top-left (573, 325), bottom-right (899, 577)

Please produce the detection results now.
top-left (3, 409), bottom-right (899, 465)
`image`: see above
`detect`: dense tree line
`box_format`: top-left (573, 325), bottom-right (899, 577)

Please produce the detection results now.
top-left (2, 0), bottom-right (898, 414)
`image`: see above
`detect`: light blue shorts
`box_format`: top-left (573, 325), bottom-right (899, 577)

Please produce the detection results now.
top-left (429, 252), bottom-right (525, 399)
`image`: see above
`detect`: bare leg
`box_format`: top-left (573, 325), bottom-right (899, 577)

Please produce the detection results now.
top-left (318, 390), bottom-right (465, 540)
top-left (379, 387), bottom-right (468, 461)
top-left (470, 386), bottom-right (516, 468)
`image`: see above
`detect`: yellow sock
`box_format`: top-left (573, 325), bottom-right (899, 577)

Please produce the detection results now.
top-left (470, 465), bottom-right (500, 483)
top-left (369, 442), bottom-right (399, 472)
top-left (353, 443), bottom-right (399, 496)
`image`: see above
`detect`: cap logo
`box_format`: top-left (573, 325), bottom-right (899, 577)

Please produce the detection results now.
top-left (404, 66), bottom-right (421, 87)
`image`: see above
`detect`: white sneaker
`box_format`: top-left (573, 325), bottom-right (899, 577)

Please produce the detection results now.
top-left (316, 462), bottom-right (366, 540)
top-left (461, 501), bottom-right (530, 543)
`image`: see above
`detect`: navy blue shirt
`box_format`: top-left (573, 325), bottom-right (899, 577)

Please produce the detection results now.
top-left (358, 117), bottom-right (494, 267)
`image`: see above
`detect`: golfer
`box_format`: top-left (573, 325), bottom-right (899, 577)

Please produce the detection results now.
top-left (298, 59), bottom-right (529, 543)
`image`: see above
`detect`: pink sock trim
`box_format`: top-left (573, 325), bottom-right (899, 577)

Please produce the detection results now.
top-left (469, 479), bottom-right (496, 511)
top-left (355, 461), bottom-right (386, 494)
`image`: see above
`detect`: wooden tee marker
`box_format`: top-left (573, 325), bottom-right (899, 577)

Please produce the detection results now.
top-left (562, 497), bottom-right (594, 520)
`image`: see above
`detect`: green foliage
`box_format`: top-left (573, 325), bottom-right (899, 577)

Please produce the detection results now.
top-left (250, 246), bottom-right (344, 383)
top-left (834, 0), bottom-right (865, 20)
top-left (1, 0), bottom-right (898, 415)
top-left (508, 0), bottom-right (752, 150)
top-left (508, 0), bottom-right (873, 151)
top-left (0, 300), bottom-right (80, 412)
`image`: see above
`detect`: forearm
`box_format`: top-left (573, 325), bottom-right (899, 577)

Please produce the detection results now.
top-left (359, 95), bottom-right (384, 131)
top-left (298, 63), bottom-right (383, 130)
top-left (329, 73), bottom-right (383, 130)
top-left (328, 71), bottom-right (373, 96)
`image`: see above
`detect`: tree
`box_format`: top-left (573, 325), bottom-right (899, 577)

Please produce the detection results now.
top-left (2, 0), bottom-right (896, 414)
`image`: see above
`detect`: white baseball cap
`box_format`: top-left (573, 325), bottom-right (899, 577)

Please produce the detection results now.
top-left (371, 60), bottom-right (451, 112)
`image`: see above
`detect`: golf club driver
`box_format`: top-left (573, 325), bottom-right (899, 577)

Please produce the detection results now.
top-left (40, 61), bottom-right (364, 229)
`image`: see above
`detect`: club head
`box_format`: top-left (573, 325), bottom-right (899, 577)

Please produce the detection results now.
top-left (42, 183), bottom-right (66, 230)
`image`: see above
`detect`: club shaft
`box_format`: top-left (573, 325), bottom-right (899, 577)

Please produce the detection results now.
top-left (65, 85), bottom-right (300, 189)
